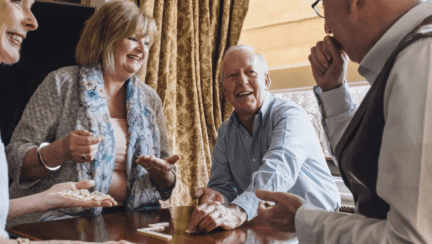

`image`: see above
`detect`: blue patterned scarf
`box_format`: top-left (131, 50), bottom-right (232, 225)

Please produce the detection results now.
top-left (76, 64), bottom-right (163, 215)
top-left (41, 65), bottom-right (164, 221)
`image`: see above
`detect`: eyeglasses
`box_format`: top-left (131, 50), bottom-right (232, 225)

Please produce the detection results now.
top-left (312, 0), bottom-right (324, 18)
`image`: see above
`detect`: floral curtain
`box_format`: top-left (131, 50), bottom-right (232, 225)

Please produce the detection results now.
top-left (138, 0), bottom-right (249, 207)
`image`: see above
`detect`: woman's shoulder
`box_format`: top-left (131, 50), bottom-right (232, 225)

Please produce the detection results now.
top-left (43, 65), bottom-right (80, 87)
top-left (135, 80), bottom-right (162, 104)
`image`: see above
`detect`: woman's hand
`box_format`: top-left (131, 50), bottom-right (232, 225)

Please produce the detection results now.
top-left (135, 154), bottom-right (180, 190)
top-left (63, 130), bottom-right (104, 163)
top-left (42, 180), bottom-right (117, 210)
top-left (135, 154), bottom-right (180, 178)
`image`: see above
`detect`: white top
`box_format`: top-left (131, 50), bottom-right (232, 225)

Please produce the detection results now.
top-left (296, 1), bottom-right (432, 243)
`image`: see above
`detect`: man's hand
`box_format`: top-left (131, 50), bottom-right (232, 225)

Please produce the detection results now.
top-left (309, 35), bottom-right (349, 92)
top-left (193, 187), bottom-right (224, 205)
top-left (256, 190), bottom-right (303, 233)
top-left (42, 180), bottom-right (117, 210)
top-left (188, 202), bottom-right (247, 233)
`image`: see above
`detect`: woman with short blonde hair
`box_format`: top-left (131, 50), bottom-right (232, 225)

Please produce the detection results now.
top-left (7, 0), bottom-right (179, 226)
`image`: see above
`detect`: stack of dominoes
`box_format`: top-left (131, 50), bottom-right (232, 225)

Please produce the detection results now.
top-left (137, 222), bottom-right (172, 241)
top-left (57, 189), bottom-right (112, 201)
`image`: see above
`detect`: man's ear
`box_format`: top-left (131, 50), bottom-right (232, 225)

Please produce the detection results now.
top-left (265, 74), bottom-right (271, 90)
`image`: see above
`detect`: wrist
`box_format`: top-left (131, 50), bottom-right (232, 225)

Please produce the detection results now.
top-left (320, 80), bottom-right (344, 92)
top-left (61, 137), bottom-right (72, 161)
top-left (229, 204), bottom-right (247, 226)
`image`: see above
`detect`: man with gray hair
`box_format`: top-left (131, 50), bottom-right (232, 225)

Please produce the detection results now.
top-left (187, 44), bottom-right (340, 233)
top-left (256, 0), bottom-right (432, 243)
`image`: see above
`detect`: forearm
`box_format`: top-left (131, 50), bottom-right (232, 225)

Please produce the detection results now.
top-left (8, 192), bottom-right (50, 219)
top-left (20, 138), bottom-right (70, 181)
top-left (150, 169), bottom-right (175, 191)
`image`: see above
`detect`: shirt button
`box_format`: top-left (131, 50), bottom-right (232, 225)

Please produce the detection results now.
top-left (253, 158), bottom-right (256, 162)
top-left (246, 136), bottom-right (249, 138)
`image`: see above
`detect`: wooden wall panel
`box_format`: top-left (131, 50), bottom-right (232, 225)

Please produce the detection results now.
top-left (243, 0), bottom-right (318, 30)
top-left (239, 0), bottom-right (366, 89)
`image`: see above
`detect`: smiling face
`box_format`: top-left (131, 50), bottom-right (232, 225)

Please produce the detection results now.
top-left (113, 32), bottom-right (150, 79)
top-left (0, 0), bottom-right (38, 64)
top-left (222, 49), bottom-right (270, 117)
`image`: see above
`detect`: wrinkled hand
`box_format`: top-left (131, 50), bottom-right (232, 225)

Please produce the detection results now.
top-left (256, 190), bottom-right (303, 233)
top-left (193, 187), bottom-right (224, 205)
top-left (135, 154), bottom-right (180, 177)
top-left (188, 203), bottom-right (246, 233)
top-left (64, 130), bottom-right (104, 163)
top-left (42, 180), bottom-right (117, 210)
top-left (308, 35), bottom-right (349, 92)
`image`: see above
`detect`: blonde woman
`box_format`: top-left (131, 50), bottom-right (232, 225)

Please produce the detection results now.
top-left (0, 0), bottom-right (130, 243)
top-left (6, 0), bottom-right (179, 226)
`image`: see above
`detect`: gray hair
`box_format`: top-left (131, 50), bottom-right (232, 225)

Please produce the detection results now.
top-left (220, 44), bottom-right (269, 84)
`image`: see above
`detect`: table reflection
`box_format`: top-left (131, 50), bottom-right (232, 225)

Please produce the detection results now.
top-left (8, 206), bottom-right (298, 243)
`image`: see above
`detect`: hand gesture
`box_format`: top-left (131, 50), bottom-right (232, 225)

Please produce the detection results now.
top-left (64, 130), bottom-right (104, 163)
top-left (42, 180), bottom-right (117, 210)
top-left (135, 154), bottom-right (180, 177)
top-left (256, 190), bottom-right (303, 233)
top-left (188, 203), bottom-right (245, 233)
top-left (309, 35), bottom-right (349, 91)
top-left (193, 187), bottom-right (224, 205)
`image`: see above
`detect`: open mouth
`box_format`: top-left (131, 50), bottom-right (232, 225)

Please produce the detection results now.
top-left (236, 91), bottom-right (253, 97)
top-left (7, 32), bottom-right (23, 46)
top-left (127, 54), bottom-right (141, 61)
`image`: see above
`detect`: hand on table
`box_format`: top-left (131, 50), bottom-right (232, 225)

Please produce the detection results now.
top-left (193, 187), bottom-right (224, 205)
top-left (256, 190), bottom-right (303, 233)
top-left (309, 35), bottom-right (349, 92)
top-left (42, 180), bottom-right (117, 210)
top-left (135, 154), bottom-right (180, 178)
top-left (63, 130), bottom-right (105, 163)
top-left (188, 203), bottom-right (247, 233)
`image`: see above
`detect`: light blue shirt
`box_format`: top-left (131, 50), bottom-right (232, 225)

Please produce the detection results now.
top-left (208, 94), bottom-right (340, 220)
top-left (0, 132), bottom-right (9, 238)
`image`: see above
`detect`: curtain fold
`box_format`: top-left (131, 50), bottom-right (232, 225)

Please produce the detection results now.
top-left (139, 0), bottom-right (248, 208)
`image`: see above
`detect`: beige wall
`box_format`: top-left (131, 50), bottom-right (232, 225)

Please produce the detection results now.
top-left (239, 0), bottom-right (365, 90)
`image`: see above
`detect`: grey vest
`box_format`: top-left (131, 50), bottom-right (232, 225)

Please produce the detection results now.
top-left (335, 15), bottom-right (432, 219)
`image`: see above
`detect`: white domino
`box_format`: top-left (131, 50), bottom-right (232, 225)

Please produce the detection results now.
top-left (148, 222), bottom-right (169, 227)
top-left (137, 226), bottom-right (165, 232)
top-left (185, 229), bottom-right (196, 234)
top-left (137, 230), bottom-right (172, 241)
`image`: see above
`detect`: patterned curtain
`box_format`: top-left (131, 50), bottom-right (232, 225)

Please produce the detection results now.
top-left (138, 0), bottom-right (249, 208)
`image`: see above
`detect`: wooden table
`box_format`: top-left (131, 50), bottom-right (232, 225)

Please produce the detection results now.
top-left (7, 206), bottom-right (298, 243)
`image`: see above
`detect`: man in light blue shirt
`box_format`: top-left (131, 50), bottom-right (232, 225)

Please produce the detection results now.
top-left (188, 45), bottom-right (340, 233)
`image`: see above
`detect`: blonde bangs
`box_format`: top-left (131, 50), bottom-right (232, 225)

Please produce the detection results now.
top-left (76, 0), bottom-right (157, 73)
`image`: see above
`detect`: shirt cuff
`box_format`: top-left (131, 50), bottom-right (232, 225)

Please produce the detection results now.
top-left (315, 82), bottom-right (355, 118)
top-left (231, 191), bottom-right (260, 221)
top-left (295, 203), bottom-right (328, 243)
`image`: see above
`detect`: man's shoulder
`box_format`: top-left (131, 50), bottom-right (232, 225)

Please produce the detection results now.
top-left (268, 96), bottom-right (306, 118)
top-left (217, 116), bottom-right (238, 138)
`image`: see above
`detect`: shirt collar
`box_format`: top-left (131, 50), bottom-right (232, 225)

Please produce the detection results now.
top-left (359, 1), bottom-right (432, 85)
top-left (230, 92), bottom-right (272, 126)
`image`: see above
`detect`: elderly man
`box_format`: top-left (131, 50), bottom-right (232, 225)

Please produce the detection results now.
top-left (257, 0), bottom-right (432, 243)
top-left (188, 45), bottom-right (340, 233)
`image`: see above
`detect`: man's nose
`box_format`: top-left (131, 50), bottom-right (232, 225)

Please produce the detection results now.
top-left (324, 22), bottom-right (332, 34)
top-left (237, 73), bottom-right (249, 85)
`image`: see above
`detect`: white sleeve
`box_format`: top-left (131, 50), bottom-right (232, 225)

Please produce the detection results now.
top-left (295, 39), bottom-right (432, 244)
top-left (315, 83), bottom-right (358, 155)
